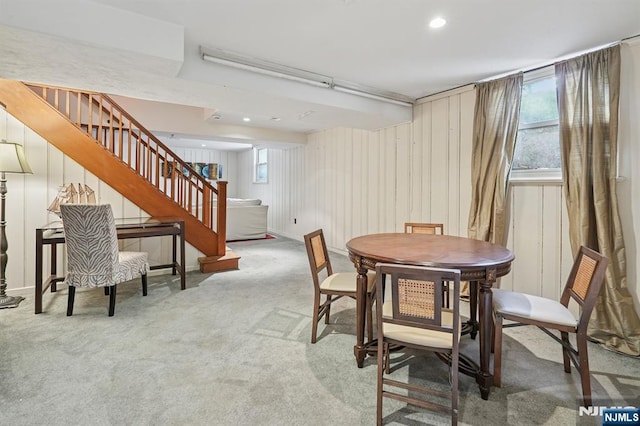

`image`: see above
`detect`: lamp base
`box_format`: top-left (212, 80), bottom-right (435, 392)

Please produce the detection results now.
top-left (0, 295), bottom-right (25, 309)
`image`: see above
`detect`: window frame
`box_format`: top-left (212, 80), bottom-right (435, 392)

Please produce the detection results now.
top-left (253, 147), bottom-right (268, 184)
top-left (510, 66), bottom-right (562, 183)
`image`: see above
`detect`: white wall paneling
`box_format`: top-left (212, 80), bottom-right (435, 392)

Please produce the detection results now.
top-left (237, 56), bottom-right (640, 308)
top-left (4, 41), bottom-right (639, 311)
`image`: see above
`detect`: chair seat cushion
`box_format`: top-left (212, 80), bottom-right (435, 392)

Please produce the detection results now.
top-left (382, 301), bottom-right (458, 348)
top-left (115, 251), bottom-right (150, 283)
top-left (492, 289), bottom-right (578, 328)
top-left (319, 271), bottom-right (375, 293)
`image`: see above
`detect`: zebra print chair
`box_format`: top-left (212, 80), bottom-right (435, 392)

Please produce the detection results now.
top-left (60, 204), bottom-right (150, 317)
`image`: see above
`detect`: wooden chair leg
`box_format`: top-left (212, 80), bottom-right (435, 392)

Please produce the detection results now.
top-left (325, 295), bottom-right (332, 324)
top-left (311, 292), bottom-right (320, 344)
top-left (491, 311), bottom-right (495, 354)
top-left (104, 287), bottom-right (109, 296)
top-left (366, 293), bottom-right (374, 342)
top-left (385, 342), bottom-right (390, 374)
top-left (576, 333), bottom-right (592, 407)
top-left (561, 331), bottom-right (572, 373)
top-left (141, 273), bottom-right (148, 296)
top-left (376, 341), bottom-right (386, 426)
top-left (493, 314), bottom-right (503, 386)
top-left (451, 348), bottom-right (459, 424)
top-left (67, 286), bottom-right (76, 316)
top-left (108, 285), bottom-right (117, 317)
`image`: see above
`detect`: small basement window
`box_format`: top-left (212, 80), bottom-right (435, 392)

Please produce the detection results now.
top-left (512, 67), bottom-right (561, 182)
top-left (254, 147), bottom-right (268, 183)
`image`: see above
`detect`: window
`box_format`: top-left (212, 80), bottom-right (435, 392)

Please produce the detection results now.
top-left (253, 147), bottom-right (268, 183)
top-left (512, 68), bottom-right (561, 180)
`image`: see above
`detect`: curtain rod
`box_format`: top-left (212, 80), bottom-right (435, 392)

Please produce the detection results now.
top-left (416, 35), bottom-right (637, 102)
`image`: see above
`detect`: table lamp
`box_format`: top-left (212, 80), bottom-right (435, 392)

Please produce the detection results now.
top-left (0, 139), bottom-right (33, 308)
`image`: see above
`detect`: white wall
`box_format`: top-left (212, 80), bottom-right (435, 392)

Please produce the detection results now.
top-left (4, 41), bottom-right (639, 314)
top-left (237, 43), bottom-right (640, 309)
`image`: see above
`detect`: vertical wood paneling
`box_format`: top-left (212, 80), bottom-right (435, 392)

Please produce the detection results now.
top-left (511, 186), bottom-right (543, 295)
top-left (396, 123), bottom-right (411, 231)
top-left (420, 102), bottom-right (432, 222)
top-left (47, 138), bottom-right (65, 276)
top-left (344, 128), bottom-right (353, 244)
top-left (458, 90), bottom-right (475, 236)
top-left (323, 131), bottom-right (333, 242)
top-left (431, 98), bottom-right (449, 224)
top-left (410, 104), bottom-right (423, 222)
top-left (335, 128), bottom-right (346, 247)
top-left (367, 131), bottom-right (379, 234)
top-left (352, 129), bottom-right (363, 237)
top-left (541, 185), bottom-right (563, 300)
top-left (447, 95), bottom-right (461, 234)
top-left (502, 197), bottom-right (516, 292)
top-left (4, 113), bottom-right (28, 289)
top-left (383, 127), bottom-right (397, 231)
top-left (23, 128), bottom-right (49, 288)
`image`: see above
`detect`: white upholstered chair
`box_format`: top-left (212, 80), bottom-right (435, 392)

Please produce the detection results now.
top-left (492, 245), bottom-right (608, 407)
top-left (60, 204), bottom-right (150, 317)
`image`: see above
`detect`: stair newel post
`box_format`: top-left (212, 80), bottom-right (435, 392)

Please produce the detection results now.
top-left (216, 181), bottom-right (227, 255)
top-left (202, 188), bottom-right (211, 228)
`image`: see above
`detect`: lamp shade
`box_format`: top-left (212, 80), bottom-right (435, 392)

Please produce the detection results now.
top-left (0, 140), bottom-right (32, 174)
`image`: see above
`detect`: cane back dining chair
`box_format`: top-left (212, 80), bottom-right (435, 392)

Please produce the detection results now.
top-left (60, 204), bottom-right (150, 317)
top-left (404, 223), bottom-right (450, 308)
top-left (404, 222), bottom-right (444, 235)
top-left (491, 245), bottom-right (608, 407)
top-left (304, 229), bottom-right (376, 344)
top-left (375, 263), bottom-right (461, 425)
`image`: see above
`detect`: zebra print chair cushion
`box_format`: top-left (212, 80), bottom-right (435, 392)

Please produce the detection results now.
top-left (60, 204), bottom-right (149, 288)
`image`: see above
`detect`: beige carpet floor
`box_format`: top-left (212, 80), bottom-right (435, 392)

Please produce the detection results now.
top-left (1, 234), bottom-right (638, 425)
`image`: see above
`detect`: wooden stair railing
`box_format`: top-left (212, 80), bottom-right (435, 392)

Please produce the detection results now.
top-left (0, 78), bottom-right (227, 258)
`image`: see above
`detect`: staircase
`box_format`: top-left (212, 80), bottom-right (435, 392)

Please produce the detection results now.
top-left (0, 78), bottom-right (239, 273)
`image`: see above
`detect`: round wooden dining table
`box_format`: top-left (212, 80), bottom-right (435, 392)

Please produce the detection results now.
top-left (346, 233), bottom-right (514, 400)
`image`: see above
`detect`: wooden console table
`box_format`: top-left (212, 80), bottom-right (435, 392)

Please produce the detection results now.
top-left (34, 216), bottom-right (186, 314)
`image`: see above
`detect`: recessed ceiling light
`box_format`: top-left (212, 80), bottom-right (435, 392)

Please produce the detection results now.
top-left (270, 117), bottom-right (281, 122)
top-left (429, 17), bottom-right (446, 29)
top-left (243, 117), bottom-right (251, 122)
top-left (201, 144), bottom-right (206, 147)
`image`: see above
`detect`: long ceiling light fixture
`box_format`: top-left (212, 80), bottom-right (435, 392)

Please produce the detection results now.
top-left (200, 46), bottom-right (414, 107)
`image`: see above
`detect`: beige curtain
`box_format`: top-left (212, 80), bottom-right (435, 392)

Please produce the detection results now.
top-left (556, 44), bottom-right (640, 356)
top-left (468, 73), bottom-right (523, 246)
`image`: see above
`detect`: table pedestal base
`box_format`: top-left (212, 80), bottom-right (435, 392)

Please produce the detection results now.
top-left (347, 233), bottom-right (513, 403)
top-left (461, 319), bottom-right (478, 339)
top-left (435, 352), bottom-right (491, 400)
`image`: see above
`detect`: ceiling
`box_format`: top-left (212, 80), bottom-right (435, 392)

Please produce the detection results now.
top-left (1, 0), bottom-right (639, 148)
